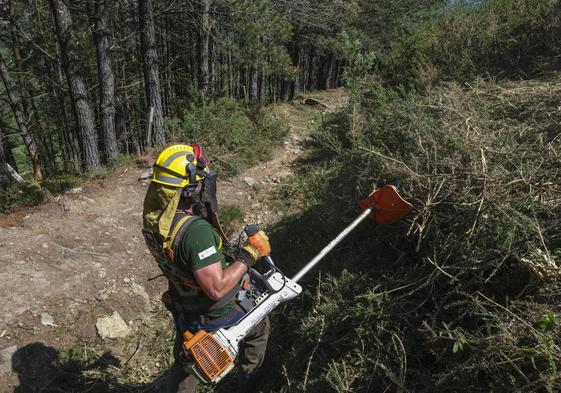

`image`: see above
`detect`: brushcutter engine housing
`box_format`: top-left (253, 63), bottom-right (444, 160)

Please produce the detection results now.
top-left (183, 270), bottom-right (302, 383)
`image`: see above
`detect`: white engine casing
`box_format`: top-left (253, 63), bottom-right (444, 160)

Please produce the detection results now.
top-left (212, 272), bottom-right (302, 360)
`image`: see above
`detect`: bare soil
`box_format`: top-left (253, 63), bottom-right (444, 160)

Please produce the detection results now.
top-left (0, 90), bottom-right (345, 391)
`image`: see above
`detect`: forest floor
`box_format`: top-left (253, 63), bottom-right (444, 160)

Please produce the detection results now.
top-left (0, 89), bottom-right (346, 392)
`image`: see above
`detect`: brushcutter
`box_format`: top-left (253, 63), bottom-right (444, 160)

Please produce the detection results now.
top-left (182, 184), bottom-right (413, 383)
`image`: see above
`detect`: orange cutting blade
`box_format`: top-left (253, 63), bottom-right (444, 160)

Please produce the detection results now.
top-left (358, 185), bottom-right (413, 224)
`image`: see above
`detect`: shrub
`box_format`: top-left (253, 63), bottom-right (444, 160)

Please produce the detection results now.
top-left (379, 0), bottom-right (561, 90)
top-left (218, 204), bottom-right (244, 238)
top-left (41, 174), bottom-right (84, 194)
top-left (0, 184), bottom-right (44, 213)
top-left (165, 97), bottom-right (288, 177)
top-left (261, 76), bottom-right (561, 392)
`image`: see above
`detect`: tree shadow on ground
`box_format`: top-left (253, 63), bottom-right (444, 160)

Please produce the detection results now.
top-left (11, 342), bottom-right (165, 393)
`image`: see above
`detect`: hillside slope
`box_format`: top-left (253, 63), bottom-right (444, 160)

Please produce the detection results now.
top-left (0, 90), bottom-right (345, 392)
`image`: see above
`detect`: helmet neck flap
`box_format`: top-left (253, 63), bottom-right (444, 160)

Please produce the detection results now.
top-left (150, 144), bottom-right (226, 241)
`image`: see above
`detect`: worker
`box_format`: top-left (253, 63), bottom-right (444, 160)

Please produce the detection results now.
top-left (141, 144), bottom-right (271, 393)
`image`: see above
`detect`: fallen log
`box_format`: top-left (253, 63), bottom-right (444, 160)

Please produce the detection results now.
top-left (7, 163), bottom-right (26, 186)
top-left (303, 98), bottom-right (328, 109)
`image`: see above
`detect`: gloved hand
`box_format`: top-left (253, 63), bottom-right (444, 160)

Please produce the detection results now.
top-left (237, 230), bottom-right (271, 269)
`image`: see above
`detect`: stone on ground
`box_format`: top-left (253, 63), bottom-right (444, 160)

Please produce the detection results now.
top-left (96, 311), bottom-right (131, 339)
top-left (40, 313), bottom-right (55, 326)
top-left (244, 177), bottom-right (258, 187)
top-left (0, 345), bottom-right (17, 373)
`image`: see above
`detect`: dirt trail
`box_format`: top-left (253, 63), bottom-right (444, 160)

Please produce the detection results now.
top-left (219, 90), bottom-right (346, 228)
top-left (0, 89), bottom-right (345, 389)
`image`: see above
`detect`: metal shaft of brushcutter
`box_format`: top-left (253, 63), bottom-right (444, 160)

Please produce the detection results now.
top-left (291, 207), bottom-right (373, 283)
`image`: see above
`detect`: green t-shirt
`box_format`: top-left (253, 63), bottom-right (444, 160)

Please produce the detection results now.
top-left (176, 218), bottom-right (235, 318)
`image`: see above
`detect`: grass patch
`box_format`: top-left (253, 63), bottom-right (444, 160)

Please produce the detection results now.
top-left (219, 204), bottom-right (245, 238)
top-left (41, 174), bottom-right (84, 194)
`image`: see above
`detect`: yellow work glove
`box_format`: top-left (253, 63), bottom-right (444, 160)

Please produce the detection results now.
top-left (238, 230), bottom-right (271, 269)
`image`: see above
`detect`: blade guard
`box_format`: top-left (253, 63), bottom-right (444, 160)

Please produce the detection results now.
top-left (358, 185), bottom-right (413, 224)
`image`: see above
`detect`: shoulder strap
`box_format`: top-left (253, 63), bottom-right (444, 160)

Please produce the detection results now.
top-left (164, 212), bottom-right (200, 261)
top-left (165, 212), bottom-right (239, 312)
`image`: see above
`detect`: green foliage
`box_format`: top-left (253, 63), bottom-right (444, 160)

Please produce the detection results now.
top-left (218, 204), bottom-right (244, 237)
top-left (260, 75), bottom-right (561, 392)
top-left (42, 174), bottom-right (84, 194)
top-left (12, 144), bottom-right (32, 176)
top-left (230, 0), bottom-right (293, 76)
top-left (60, 343), bottom-right (102, 369)
top-left (339, 32), bottom-right (377, 85)
top-left (0, 184), bottom-right (43, 213)
top-left (537, 311), bottom-right (557, 331)
top-left (378, 0), bottom-right (561, 89)
top-left (112, 154), bottom-right (137, 168)
top-left (165, 97), bottom-right (288, 177)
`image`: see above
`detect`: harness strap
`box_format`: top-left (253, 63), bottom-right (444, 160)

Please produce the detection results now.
top-left (164, 212), bottom-right (198, 253)
top-left (165, 211), bottom-right (239, 312)
top-left (164, 212), bottom-right (201, 290)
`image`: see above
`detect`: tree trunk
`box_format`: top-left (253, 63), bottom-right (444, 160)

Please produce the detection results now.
top-left (200, 0), bottom-right (211, 92)
top-left (308, 48), bottom-right (317, 91)
top-left (260, 66), bottom-right (266, 104)
top-left (50, 0), bottom-right (100, 172)
top-left (8, 0), bottom-right (27, 115)
top-left (1, 120), bottom-right (17, 171)
top-left (93, 0), bottom-right (118, 163)
top-left (58, 60), bottom-right (81, 173)
top-left (227, 49), bottom-right (233, 97)
top-left (0, 120), bottom-right (10, 187)
top-left (250, 67), bottom-right (259, 103)
top-left (138, 0), bottom-right (165, 148)
top-left (294, 46), bottom-right (303, 96)
top-left (0, 52), bottom-right (43, 181)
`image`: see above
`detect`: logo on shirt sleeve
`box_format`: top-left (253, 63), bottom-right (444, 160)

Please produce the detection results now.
top-left (198, 246), bottom-right (217, 260)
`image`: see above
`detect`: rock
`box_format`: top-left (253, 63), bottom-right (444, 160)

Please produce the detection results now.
top-left (96, 311), bottom-right (131, 339)
top-left (95, 289), bottom-right (110, 302)
top-left (79, 195), bottom-right (95, 203)
top-left (66, 187), bottom-right (82, 194)
top-left (138, 170), bottom-right (152, 181)
top-left (40, 313), bottom-right (55, 326)
top-left (244, 177), bottom-right (258, 187)
top-left (0, 345), bottom-right (17, 374)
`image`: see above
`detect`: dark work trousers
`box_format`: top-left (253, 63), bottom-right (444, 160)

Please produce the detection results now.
top-left (166, 316), bottom-right (270, 393)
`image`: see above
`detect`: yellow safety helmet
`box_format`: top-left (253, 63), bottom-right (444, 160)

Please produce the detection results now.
top-left (151, 144), bottom-right (209, 188)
